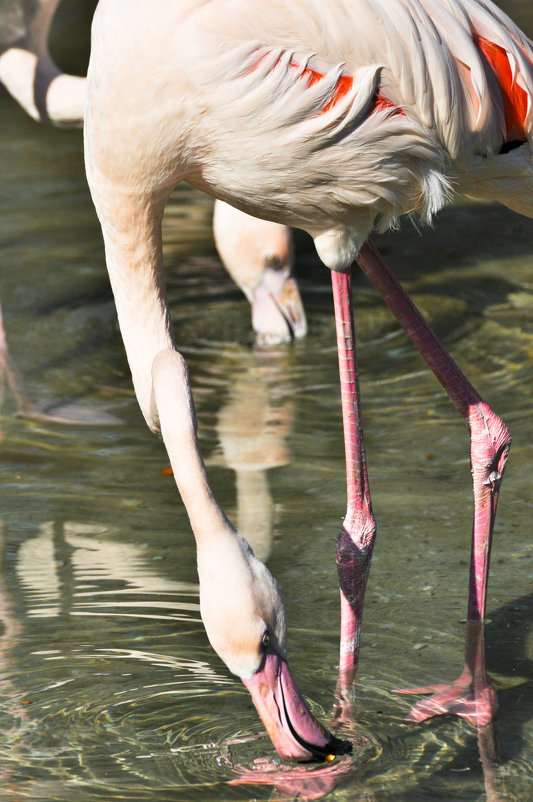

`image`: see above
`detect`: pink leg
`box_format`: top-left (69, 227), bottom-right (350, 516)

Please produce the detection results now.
top-left (0, 297), bottom-right (93, 424)
top-left (331, 269), bottom-right (377, 697)
top-left (395, 620), bottom-right (498, 726)
top-left (0, 298), bottom-right (36, 416)
top-left (477, 718), bottom-right (510, 802)
top-left (356, 241), bottom-right (510, 723)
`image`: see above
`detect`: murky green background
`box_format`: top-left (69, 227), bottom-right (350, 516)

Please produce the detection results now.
top-left (0, 1), bottom-right (532, 799)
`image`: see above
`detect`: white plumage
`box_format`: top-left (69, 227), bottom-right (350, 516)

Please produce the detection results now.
top-left (87, 0), bottom-right (533, 276)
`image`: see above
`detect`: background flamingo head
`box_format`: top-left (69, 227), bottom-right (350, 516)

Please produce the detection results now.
top-left (213, 200), bottom-right (307, 344)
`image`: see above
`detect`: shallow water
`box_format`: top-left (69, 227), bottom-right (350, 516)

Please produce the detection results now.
top-left (0, 1), bottom-right (532, 800)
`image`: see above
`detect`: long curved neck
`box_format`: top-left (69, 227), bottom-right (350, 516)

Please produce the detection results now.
top-left (151, 349), bottom-right (235, 545)
top-left (88, 187), bottom-right (176, 431)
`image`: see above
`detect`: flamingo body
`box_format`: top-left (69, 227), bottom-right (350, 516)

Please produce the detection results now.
top-left (87, 0), bottom-right (533, 283)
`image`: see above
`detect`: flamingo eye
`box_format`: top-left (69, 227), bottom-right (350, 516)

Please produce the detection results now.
top-left (264, 255), bottom-right (283, 270)
top-left (261, 630), bottom-right (270, 650)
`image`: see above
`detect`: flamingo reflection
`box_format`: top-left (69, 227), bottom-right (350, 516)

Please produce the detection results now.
top-left (207, 349), bottom-right (294, 562)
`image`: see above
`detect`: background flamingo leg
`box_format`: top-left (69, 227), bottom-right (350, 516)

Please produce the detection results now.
top-left (356, 241), bottom-right (509, 724)
top-left (0, 297), bottom-right (111, 425)
top-left (331, 269), bottom-right (377, 699)
top-left (0, 297), bottom-right (40, 418)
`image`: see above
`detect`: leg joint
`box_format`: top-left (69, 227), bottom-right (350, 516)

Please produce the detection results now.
top-left (469, 401), bottom-right (511, 491)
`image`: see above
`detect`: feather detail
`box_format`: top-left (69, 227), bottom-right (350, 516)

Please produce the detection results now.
top-left (88, 0), bottom-right (533, 249)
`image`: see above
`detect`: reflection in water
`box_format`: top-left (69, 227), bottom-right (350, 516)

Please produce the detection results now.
top-left (0, 520), bottom-right (25, 793)
top-left (0, 401), bottom-right (529, 800)
top-left (17, 521), bottom-right (200, 622)
top-left (209, 349), bottom-right (294, 562)
top-left (396, 621), bottom-right (516, 802)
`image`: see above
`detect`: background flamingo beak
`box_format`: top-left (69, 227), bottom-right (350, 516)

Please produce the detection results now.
top-left (243, 645), bottom-right (351, 762)
top-left (252, 269), bottom-right (307, 345)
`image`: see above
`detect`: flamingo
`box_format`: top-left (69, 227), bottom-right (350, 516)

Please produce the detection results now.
top-left (0, 0), bottom-right (86, 126)
top-left (0, 1), bottom-right (305, 417)
top-left (213, 199), bottom-right (306, 344)
top-left (84, 0), bottom-right (531, 760)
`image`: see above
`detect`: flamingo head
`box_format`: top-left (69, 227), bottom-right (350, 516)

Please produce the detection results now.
top-left (197, 531), bottom-right (351, 762)
top-left (213, 201), bottom-right (307, 344)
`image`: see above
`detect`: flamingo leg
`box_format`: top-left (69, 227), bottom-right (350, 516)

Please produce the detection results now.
top-left (0, 298), bottom-right (39, 417)
top-left (356, 241), bottom-right (510, 724)
top-left (395, 620), bottom-right (498, 726)
top-left (0, 296), bottom-right (112, 425)
top-left (331, 269), bottom-right (377, 697)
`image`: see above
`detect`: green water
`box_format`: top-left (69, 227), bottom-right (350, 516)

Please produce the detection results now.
top-left (0, 1), bottom-right (532, 799)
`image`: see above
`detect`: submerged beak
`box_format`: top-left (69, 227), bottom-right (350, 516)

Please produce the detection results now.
top-left (252, 268), bottom-right (307, 345)
top-left (243, 645), bottom-right (351, 762)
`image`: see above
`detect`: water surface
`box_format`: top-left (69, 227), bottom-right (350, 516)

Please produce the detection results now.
top-left (0, 2), bottom-right (532, 800)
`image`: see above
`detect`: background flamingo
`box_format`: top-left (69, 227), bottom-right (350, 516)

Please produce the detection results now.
top-left (84, 0), bottom-right (533, 759)
top-left (0, 0), bottom-right (304, 420)
top-left (0, 0), bottom-right (85, 126)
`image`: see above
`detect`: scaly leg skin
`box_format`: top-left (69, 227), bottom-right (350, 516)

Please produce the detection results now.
top-left (331, 269), bottom-right (377, 704)
top-left (356, 241), bottom-right (509, 725)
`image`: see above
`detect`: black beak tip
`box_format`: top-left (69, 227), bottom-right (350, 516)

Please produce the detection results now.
top-left (305, 733), bottom-right (352, 762)
top-left (326, 733), bottom-right (353, 758)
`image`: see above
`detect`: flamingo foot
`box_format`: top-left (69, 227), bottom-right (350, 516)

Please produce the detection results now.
top-left (394, 670), bottom-right (498, 727)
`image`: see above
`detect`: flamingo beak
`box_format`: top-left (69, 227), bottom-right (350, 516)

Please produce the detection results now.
top-left (243, 644), bottom-right (351, 762)
top-left (252, 268), bottom-right (307, 345)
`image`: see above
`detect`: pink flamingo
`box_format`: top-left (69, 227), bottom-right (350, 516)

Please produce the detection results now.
top-left (0, 2), bottom-right (305, 419)
top-left (84, 0), bottom-right (531, 759)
